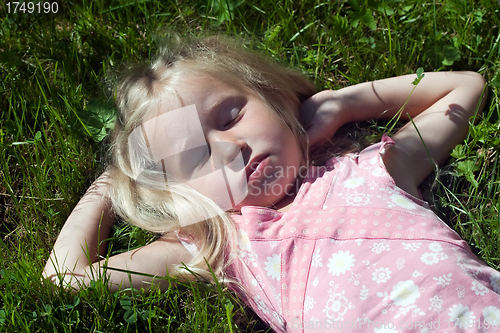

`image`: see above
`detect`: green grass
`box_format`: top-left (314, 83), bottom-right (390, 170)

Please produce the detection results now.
top-left (0, 0), bottom-right (499, 331)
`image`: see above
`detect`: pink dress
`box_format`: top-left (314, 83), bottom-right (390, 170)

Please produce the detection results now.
top-left (228, 135), bottom-right (500, 333)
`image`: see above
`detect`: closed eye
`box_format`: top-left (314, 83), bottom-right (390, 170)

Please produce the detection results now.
top-left (215, 96), bottom-right (246, 130)
top-left (223, 107), bottom-right (242, 129)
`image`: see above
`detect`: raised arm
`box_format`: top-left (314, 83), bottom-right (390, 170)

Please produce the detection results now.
top-left (43, 171), bottom-right (192, 292)
top-left (301, 71), bottom-right (487, 196)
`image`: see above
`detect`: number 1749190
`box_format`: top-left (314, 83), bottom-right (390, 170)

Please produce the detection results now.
top-left (6, 2), bottom-right (59, 14)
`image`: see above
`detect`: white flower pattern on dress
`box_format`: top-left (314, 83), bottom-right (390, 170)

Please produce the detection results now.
top-left (322, 284), bottom-right (355, 321)
top-left (371, 241), bottom-right (390, 254)
top-left (360, 285), bottom-right (369, 301)
top-left (429, 295), bottom-right (443, 313)
top-left (312, 275), bottom-right (319, 287)
top-left (264, 253), bottom-right (280, 281)
top-left (371, 167), bottom-right (385, 178)
top-left (448, 304), bottom-right (475, 329)
top-left (389, 193), bottom-right (416, 209)
top-left (390, 280), bottom-right (421, 306)
top-left (232, 139), bottom-right (500, 333)
top-left (304, 296), bottom-right (316, 314)
top-left (238, 228), bottom-right (251, 250)
top-left (254, 295), bottom-right (270, 314)
top-left (433, 273), bottom-right (452, 287)
top-left (237, 228), bottom-right (260, 267)
top-left (311, 248), bottom-right (323, 267)
top-left (420, 242), bottom-right (449, 266)
top-left (327, 251), bottom-right (356, 276)
top-left (402, 242), bottom-right (422, 252)
top-left (396, 258), bottom-right (405, 270)
top-left (483, 306), bottom-right (500, 326)
top-left (411, 270), bottom-right (423, 278)
top-left (471, 280), bottom-right (489, 296)
top-left (343, 177), bottom-right (365, 189)
top-left (372, 267), bottom-right (392, 284)
top-left (346, 193), bottom-right (371, 206)
top-left (429, 242), bottom-right (443, 252)
top-left (348, 272), bottom-right (361, 285)
top-left (420, 252), bottom-right (440, 265)
top-left (490, 273), bottom-right (500, 293)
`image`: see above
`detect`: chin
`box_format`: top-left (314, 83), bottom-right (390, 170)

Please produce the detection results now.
top-left (232, 176), bottom-right (298, 209)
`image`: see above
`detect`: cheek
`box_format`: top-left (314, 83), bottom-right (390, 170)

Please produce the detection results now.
top-left (286, 127), bottom-right (304, 158)
top-left (284, 133), bottom-right (305, 172)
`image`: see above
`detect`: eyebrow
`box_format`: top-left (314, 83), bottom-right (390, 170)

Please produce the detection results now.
top-left (207, 93), bottom-right (244, 113)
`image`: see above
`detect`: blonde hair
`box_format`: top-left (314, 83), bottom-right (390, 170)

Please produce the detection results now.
top-left (108, 35), bottom-right (317, 283)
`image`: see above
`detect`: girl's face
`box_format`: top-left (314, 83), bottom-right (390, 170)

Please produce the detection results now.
top-left (145, 74), bottom-right (305, 210)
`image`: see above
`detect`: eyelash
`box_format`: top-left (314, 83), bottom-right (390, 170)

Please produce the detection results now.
top-left (223, 108), bottom-right (242, 128)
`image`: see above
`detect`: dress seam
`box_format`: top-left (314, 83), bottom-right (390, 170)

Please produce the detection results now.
top-left (248, 236), bottom-right (467, 250)
top-left (300, 240), bottom-right (316, 333)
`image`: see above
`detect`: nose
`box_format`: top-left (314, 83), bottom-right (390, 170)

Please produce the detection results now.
top-left (207, 130), bottom-right (247, 166)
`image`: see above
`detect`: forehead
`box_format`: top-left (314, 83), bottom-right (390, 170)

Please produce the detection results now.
top-left (177, 74), bottom-right (245, 111)
top-left (136, 74), bottom-right (246, 161)
top-left (145, 73), bottom-right (244, 120)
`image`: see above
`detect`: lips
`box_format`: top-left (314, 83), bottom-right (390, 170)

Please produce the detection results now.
top-left (246, 154), bottom-right (269, 182)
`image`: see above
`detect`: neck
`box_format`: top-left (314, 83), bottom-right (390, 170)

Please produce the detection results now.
top-left (273, 175), bottom-right (304, 213)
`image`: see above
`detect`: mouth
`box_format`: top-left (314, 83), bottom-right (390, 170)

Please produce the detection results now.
top-left (246, 154), bottom-right (269, 182)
